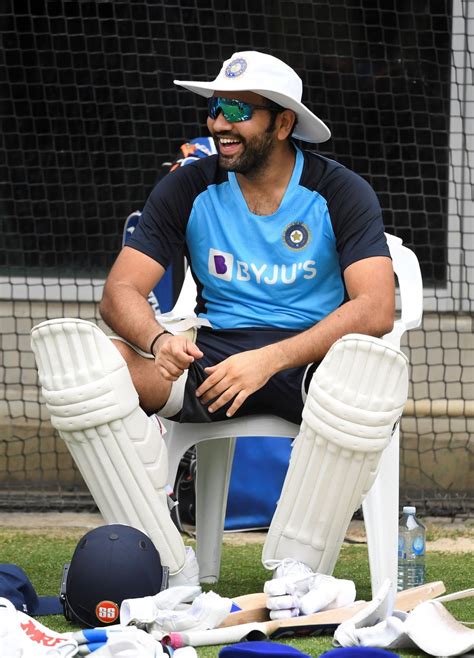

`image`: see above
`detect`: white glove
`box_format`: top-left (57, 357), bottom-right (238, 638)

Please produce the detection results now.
top-left (121, 585), bottom-right (201, 626)
top-left (122, 588), bottom-right (232, 634)
top-left (264, 560), bottom-right (356, 619)
top-left (334, 609), bottom-right (412, 649)
top-left (149, 591), bottom-right (232, 633)
top-left (333, 578), bottom-right (416, 650)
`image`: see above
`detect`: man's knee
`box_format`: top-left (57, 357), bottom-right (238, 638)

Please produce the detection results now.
top-left (110, 336), bottom-right (141, 362)
top-left (109, 337), bottom-right (170, 414)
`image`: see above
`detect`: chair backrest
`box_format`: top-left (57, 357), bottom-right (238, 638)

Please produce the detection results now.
top-left (169, 266), bottom-right (197, 318)
top-left (384, 232), bottom-right (423, 345)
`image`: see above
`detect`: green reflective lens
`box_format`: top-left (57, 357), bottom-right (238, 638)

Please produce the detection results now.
top-left (208, 97), bottom-right (253, 122)
top-left (207, 97), bottom-right (281, 123)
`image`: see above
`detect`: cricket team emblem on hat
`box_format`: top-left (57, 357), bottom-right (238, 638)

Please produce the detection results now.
top-left (283, 222), bottom-right (310, 250)
top-left (225, 57), bottom-right (247, 78)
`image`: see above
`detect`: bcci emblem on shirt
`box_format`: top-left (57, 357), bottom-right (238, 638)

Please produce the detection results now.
top-left (284, 222), bottom-right (310, 250)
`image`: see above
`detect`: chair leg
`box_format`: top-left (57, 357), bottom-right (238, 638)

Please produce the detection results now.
top-left (362, 428), bottom-right (400, 597)
top-left (195, 437), bottom-right (236, 583)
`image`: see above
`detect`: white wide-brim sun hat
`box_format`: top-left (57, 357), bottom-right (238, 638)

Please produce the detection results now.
top-left (174, 50), bottom-right (331, 144)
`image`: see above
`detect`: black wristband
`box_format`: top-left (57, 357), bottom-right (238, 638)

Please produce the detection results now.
top-left (150, 330), bottom-right (172, 355)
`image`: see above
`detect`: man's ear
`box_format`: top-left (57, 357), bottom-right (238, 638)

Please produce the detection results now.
top-left (276, 109), bottom-right (297, 140)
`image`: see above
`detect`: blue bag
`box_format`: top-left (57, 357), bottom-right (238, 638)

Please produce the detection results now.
top-left (225, 436), bottom-right (292, 531)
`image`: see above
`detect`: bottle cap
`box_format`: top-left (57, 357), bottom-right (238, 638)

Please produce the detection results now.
top-left (403, 506), bottom-right (416, 514)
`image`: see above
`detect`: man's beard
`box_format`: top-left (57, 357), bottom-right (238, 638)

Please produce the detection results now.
top-left (214, 129), bottom-right (276, 176)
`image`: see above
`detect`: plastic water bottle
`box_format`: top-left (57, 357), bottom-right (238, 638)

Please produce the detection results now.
top-left (397, 505), bottom-right (426, 591)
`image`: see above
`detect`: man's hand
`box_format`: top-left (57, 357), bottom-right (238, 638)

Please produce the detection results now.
top-left (153, 334), bottom-right (203, 381)
top-left (195, 348), bottom-right (275, 417)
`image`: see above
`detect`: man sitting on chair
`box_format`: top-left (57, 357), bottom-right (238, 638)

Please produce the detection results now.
top-left (31, 51), bottom-right (408, 614)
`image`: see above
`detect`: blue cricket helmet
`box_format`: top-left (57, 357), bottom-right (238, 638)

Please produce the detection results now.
top-left (61, 524), bottom-right (168, 628)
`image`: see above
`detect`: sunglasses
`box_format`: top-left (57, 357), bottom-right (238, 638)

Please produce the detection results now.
top-left (207, 96), bottom-right (283, 123)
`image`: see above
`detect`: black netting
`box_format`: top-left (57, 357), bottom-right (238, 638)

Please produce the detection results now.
top-left (1, 0), bottom-right (472, 514)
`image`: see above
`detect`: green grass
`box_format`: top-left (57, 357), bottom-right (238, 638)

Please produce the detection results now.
top-left (1, 528), bottom-right (473, 657)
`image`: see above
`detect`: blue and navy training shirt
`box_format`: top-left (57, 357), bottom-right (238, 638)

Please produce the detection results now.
top-left (127, 146), bottom-right (389, 330)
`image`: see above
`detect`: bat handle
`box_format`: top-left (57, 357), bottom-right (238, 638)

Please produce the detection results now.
top-left (435, 588), bottom-right (474, 603)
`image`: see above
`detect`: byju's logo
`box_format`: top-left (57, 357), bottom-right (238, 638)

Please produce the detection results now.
top-left (208, 248), bottom-right (233, 281)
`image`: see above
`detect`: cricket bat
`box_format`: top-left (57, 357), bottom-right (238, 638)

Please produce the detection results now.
top-left (225, 592), bottom-right (267, 626)
top-left (166, 581), bottom-right (446, 647)
top-left (221, 580), bottom-right (445, 628)
top-left (434, 587), bottom-right (474, 604)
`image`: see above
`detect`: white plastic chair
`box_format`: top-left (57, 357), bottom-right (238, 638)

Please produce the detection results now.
top-left (160, 233), bottom-right (423, 595)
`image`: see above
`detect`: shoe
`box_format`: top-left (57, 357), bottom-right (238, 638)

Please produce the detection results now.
top-left (263, 557), bottom-right (314, 580)
top-left (169, 546), bottom-right (200, 587)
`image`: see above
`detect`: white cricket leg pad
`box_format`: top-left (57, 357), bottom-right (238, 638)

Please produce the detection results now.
top-left (30, 318), bottom-right (186, 575)
top-left (262, 334), bottom-right (408, 574)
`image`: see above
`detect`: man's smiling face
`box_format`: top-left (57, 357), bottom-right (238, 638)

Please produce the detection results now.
top-left (207, 91), bottom-right (280, 176)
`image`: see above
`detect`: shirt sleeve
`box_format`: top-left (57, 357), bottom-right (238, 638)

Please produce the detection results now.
top-left (324, 165), bottom-right (390, 272)
top-left (125, 159), bottom-right (213, 269)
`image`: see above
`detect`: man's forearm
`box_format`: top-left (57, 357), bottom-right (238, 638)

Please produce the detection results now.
top-left (99, 283), bottom-right (165, 354)
top-left (262, 294), bottom-right (394, 374)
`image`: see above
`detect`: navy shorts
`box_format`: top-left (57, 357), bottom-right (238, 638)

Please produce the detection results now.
top-left (168, 327), bottom-right (318, 425)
